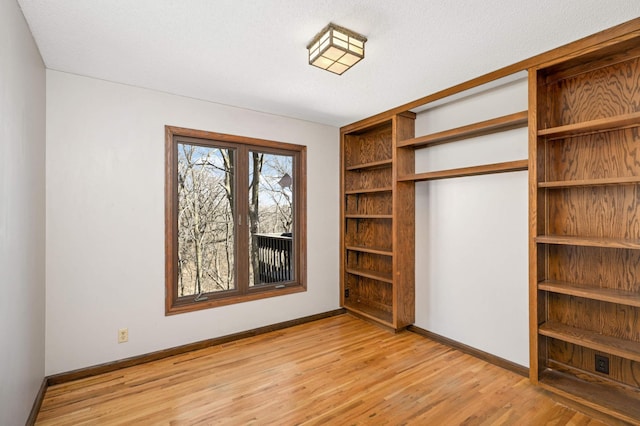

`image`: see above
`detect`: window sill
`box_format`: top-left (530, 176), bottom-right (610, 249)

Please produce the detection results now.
top-left (165, 284), bottom-right (306, 316)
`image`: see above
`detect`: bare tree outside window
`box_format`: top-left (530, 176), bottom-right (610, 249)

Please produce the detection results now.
top-left (176, 143), bottom-right (235, 296)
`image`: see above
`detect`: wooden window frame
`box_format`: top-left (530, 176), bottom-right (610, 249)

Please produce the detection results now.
top-left (165, 126), bottom-right (307, 315)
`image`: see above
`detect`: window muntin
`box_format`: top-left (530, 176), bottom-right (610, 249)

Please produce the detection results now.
top-left (165, 127), bottom-right (306, 314)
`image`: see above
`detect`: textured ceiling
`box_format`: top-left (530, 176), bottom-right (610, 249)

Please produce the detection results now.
top-left (17, 0), bottom-right (640, 127)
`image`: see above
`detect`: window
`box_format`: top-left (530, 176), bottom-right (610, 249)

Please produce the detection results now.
top-left (165, 126), bottom-right (306, 314)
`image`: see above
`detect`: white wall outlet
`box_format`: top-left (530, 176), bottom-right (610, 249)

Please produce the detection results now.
top-left (118, 328), bottom-right (128, 343)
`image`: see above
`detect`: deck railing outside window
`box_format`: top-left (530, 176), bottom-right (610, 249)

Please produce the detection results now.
top-left (254, 233), bottom-right (293, 283)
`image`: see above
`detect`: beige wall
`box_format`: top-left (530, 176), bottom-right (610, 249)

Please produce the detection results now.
top-left (45, 70), bottom-right (340, 375)
top-left (413, 74), bottom-right (530, 366)
top-left (0, 0), bottom-right (47, 423)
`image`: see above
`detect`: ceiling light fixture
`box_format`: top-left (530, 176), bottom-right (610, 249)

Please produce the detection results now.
top-left (307, 23), bottom-right (367, 75)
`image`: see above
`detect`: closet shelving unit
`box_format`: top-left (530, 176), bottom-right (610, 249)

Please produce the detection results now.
top-left (341, 101), bottom-right (528, 330)
top-left (340, 113), bottom-right (416, 330)
top-left (529, 34), bottom-right (640, 423)
top-left (341, 16), bottom-right (640, 423)
top-left (340, 108), bottom-right (528, 331)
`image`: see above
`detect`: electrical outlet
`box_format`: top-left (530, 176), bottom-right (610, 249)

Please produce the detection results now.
top-left (345, 288), bottom-right (350, 298)
top-left (595, 354), bottom-right (609, 374)
top-left (118, 328), bottom-right (128, 343)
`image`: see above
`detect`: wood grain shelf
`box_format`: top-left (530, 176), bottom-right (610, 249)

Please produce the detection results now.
top-left (345, 245), bottom-right (393, 256)
top-left (538, 369), bottom-right (640, 424)
top-left (535, 235), bottom-right (640, 249)
top-left (344, 186), bottom-right (393, 195)
top-left (341, 113), bottom-right (415, 331)
top-left (344, 214), bottom-right (393, 219)
top-left (539, 322), bottom-right (640, 363)
top-left (530, 33), bottom-right (640, 423)
top-left (397, 111), bottom-right (528, 149)
top-left (538, 280), bottom-right (640, 308)
top-left (538, 111), bottom-right (640, 139)
top-left (342, 301), bottom-right (393, 326)
top-left (345, 159), bottom-right (392, 171)
top-left (538, 176), bottom-right (640, 188)
top-left (345, 267), bottom-right (393, 284)
top-left (398, 159), bottom-right (528, 182)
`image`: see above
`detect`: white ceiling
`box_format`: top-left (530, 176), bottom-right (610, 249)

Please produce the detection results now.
top-left (17, 0), bottom-right (640, 127)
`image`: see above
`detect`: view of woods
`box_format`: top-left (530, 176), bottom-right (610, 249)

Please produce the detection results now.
top-left (176, 142), bottom-right (294, 297)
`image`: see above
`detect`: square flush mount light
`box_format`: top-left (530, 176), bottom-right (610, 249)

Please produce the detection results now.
top-left (307, 23), bottom-right (367, 75)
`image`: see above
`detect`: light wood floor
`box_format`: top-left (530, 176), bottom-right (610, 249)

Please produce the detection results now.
top-left (36, 315), bottom-right (606, 425)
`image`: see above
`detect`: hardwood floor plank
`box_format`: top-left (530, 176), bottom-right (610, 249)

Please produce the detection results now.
top-left (37, 315), bottom-right (609, 425)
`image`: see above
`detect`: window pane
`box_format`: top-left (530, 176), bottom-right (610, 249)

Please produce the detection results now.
top-left (248, 151), bottom-right (294, 286)
top-left (177, 143), bottom-right (235, 296)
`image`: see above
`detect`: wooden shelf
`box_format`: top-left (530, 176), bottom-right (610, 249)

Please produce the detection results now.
top-left (343, 300), bottom-right (393, 326)
top-left (539, 176), bottom-right (640, 188)
top-left (538, 280), bottom-right (640, 308)
top-left (345, 186), bottom-right (393, 195)
top-left (539, 322), bottom-right (640, 363)
top-left (344, 214), bottom-right (393, 220)
top-left (341, 113), bottom-right (415, 331)
top-left (529, 27), bottom-right (640, 423)
top-left (345, 159), bottom-right (392, 171)
top-left (345, 245), bottom-right (393, 256)
top-left (398, 159), bottom-right (528, 182)
top-left (397, 111), bottom-right (528, 149)
top-left (538, 369), bottom-right (640, 424)
top-left (538, 111), bottom-right (640, 139)
top-left (536, 235), bottom-right (640, 249)
top-left (345, 267), bottom-right (393, 283)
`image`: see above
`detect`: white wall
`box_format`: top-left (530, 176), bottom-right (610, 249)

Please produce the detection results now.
top-left (0, 0), bottom-right (47, 423)
top-left (46, 71), bottom-right (340, 375)
top-left (414, 75), bottom-right (530, 366)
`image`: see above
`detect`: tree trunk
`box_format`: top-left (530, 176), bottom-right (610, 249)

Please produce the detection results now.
top-left (191, 166), bottom-right (203, 295)
top-left (249, 152), bottom-right (263, 284)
